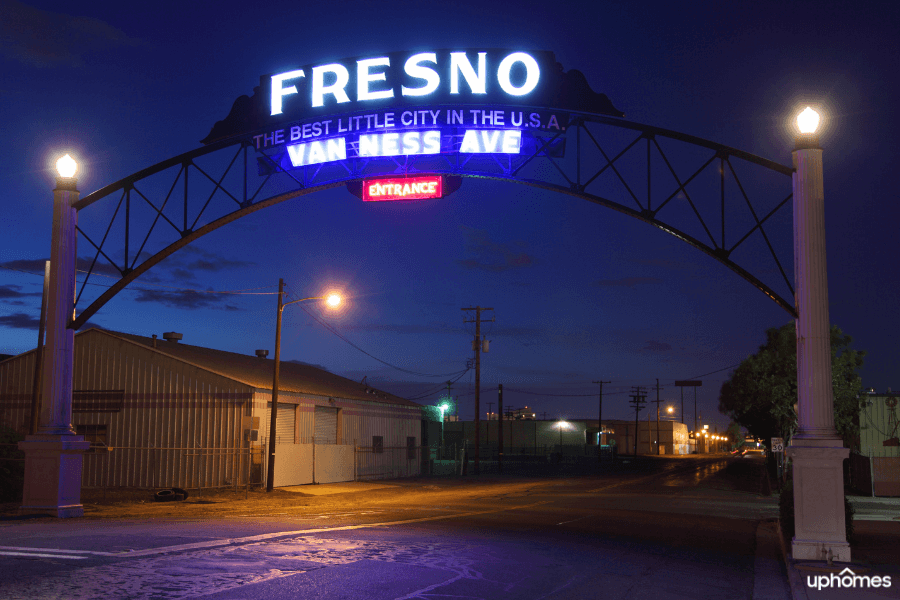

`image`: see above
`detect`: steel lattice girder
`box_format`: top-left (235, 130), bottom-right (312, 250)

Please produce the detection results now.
top-left (70, 113), bottom-right (795, 329)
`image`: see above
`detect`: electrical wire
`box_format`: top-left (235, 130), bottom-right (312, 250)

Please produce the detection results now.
top-left (666, 362), bottom-right (743, 383)
top-left (284, 287), bottom-right (468, 379)
top-left (404, 369), bottom-right (471, 401)
top-left (502, 386), bottom-right (632, 398)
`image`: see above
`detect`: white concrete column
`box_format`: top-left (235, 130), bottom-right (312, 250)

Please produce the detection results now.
top-left (786, 125), bottom-right (850, 562)
top-left (19, 166), bottom-right (90, 518)
top-left (792, 146), bottom-right (841, 442)
top-left (39, 177), bottom-right (79, 434)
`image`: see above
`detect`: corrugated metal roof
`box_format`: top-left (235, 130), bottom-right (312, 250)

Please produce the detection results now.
top-left (81, 328), bottom-right (420, 408)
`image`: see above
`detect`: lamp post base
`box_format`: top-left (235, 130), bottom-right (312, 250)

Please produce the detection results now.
top-left (786, 444), bottom-right (850, 562)
top-left (18, 434), bottom-right (91, 518)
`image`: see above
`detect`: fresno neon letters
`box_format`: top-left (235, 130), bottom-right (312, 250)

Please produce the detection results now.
top-left (271, 51), bottom-right (541, 116)
top-left (363, 177), bottom-right (443, 202)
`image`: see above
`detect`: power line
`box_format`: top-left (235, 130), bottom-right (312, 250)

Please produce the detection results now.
top-left (502, 386), bottom-right (631, 398)
top-left (287, 288), bottom-right (467, 379)
top-left (404, 369), bottom-right (471, 401)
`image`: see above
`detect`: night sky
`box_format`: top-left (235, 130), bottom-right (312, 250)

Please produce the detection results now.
top-left (1, 0), bottom-right (897, 431)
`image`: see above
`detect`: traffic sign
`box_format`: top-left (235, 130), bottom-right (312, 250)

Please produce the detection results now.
top-left (771, 437), bottom-right (784, 453)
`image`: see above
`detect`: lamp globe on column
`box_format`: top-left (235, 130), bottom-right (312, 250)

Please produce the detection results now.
top-left (56, 154), bottom-right (77, 178)
top-left (797, 107), bottom-right (820, 134)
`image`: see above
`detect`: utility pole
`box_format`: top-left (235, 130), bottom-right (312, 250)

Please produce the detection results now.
top-left (540, 411), bottom-right (549, 421)
top-left (675, 380), bottom-right (702, 440)
top-left (593, 380), bottom-right (611, 460)
top-left (266, 278), bottom-right (284, 492)
top-left (654, 379), bottom-right (662, 455)
top-left (498, 384), bottom-right (503, 474)
top-left (462, 306), bottom-right (494, 475)
top-left (628, 387), bottom-right (647, 456)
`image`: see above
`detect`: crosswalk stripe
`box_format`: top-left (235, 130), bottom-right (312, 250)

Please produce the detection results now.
top-left (0, 551), bottom-right (88, 560)
top-left (0, 546), bottom-right (112, 556)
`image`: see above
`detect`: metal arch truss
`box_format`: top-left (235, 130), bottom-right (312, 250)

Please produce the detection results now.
top-left (71, 113), bottom-right (796, 329)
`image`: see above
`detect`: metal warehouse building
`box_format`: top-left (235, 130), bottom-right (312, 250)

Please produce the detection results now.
top-left (0, 328), bottom-right (423, 489)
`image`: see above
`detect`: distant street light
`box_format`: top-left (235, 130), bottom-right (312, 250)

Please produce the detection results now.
top-left (438, 402), bottom-right (450, 452)
top-left (266, 279), bottom-right (342, 492)
top-left (556, 420), bottom-right (569, 449)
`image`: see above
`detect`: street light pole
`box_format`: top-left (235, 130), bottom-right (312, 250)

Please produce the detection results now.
top-left (785, 107), bottom-right (850, 562)
top-left (266, 280), bottom-right (341, 492)
top-left (593, 380), bottom-right (610, 460)
top-left (266, 278), bottom-right (285, 492)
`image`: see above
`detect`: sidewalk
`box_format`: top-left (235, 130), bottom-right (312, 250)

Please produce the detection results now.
top-left (780, 496), bottom-right (900, 600)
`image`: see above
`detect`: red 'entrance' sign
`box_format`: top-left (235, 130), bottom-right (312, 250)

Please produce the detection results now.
top-left (363, 176), bottom-right (443, 201)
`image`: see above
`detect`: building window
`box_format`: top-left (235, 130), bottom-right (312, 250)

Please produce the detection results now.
top-left (373, 436), bottom-right (383, 454)
top-left (407, 436), bottom-right (416, 460)
top-left (76, 424), bottom-right (108, 447)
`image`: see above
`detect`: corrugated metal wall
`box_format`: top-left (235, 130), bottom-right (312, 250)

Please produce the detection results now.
top-left (1, 331), bottom-right (253, 489)
top-left (2, 331), bottom-right (425, 489)
top-left (76, 332), bottom-right (252, 489)
top-left (0, 350), bottom-right (40, 435)
top-left (859, 394), bottom-right (900, 458)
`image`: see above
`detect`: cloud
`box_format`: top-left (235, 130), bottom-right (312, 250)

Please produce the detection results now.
top-left (171, 268), bottom-right (196, 281)
top-left (456, 226), bottom-right (535, 273)
top-left (179, 246), bottom-right (255, 271)
top-left (0, 284), bottom-right (41, 300)
top-left (643, 340), bottom-right (672, 352)
top-left (595, 277), bottom-right (662, 288)
top-left (0, 257), bottom-right (123, 279)
top-left (0, 0), bottom-right (140, 67)
top-left (0, 312), bottom-right (40, 330)
top-left (132, 289), bottom-right (240, 310)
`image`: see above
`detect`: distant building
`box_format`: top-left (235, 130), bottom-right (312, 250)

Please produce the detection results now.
top-left (443, 417), bottom-right (694, 456)
top-left (0, 328), bottom-right (423, 489)
top-left (852, 390), bottom-right (900, 496)
top-left (604, 419), bottom-right (693, 455)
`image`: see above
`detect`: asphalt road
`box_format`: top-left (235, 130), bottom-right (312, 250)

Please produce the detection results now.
top-left (0, 454), bottom-right (787, 600)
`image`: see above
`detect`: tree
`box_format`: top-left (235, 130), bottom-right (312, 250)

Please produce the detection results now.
top-left (718, 322), bottom-right (864, 448)
top-left (726, 421), bottom-right (744, 450)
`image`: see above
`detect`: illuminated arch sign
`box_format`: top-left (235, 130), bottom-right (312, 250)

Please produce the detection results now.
top-left (202, 49), bottom-right (624, 173)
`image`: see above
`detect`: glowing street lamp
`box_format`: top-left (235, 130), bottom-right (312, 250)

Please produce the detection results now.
top-left (796, 106), bottom-right (820, 134)
top-left (266, 280), bottom-right (342, 492)
top-left (56, 154), bottom-right (77, 178)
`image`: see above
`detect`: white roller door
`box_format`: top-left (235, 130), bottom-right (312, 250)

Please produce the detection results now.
top-left (267, 403), bottom-right (295, 444)
top-left (315, 406), bottom-right (338, 444)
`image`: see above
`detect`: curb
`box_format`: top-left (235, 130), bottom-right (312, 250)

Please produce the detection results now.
top-left (776, 519), bottom-right (810, 600)
top-left (763, 451), bottom-right (807, 600)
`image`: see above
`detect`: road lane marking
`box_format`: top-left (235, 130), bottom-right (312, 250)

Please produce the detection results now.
top-left (0, 551), bottom-right (88, 560)
top-left (0, 546), bottom-right (114, 556)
